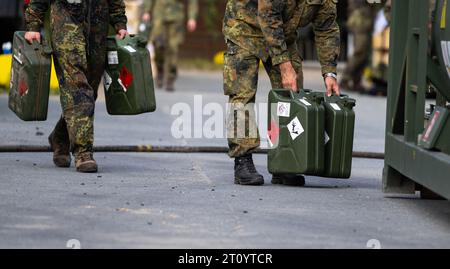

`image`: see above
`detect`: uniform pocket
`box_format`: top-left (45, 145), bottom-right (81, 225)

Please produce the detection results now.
top-left (223, 41), bottom-right (243, 96)
top-left (223, 44), bottom-right (237, 96)
top-left (223, 41), bottom-right (259, 96)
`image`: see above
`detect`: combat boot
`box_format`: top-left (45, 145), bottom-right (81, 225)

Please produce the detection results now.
top-left (271, 174), bottom-right (305, 187)
top-left (75, 153), bottom-right (98, 173)
top-left (48, 132), bottom-right (71, 168)
top-left (234, 154), bottom-right (264, 186)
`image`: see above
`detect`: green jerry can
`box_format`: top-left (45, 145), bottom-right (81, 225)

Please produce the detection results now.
top-left (104, 34), bottom-right (156, 115)
top-left (8, 31), bottom-right (52, 121)
top-left (322, 94), bottom-right (356, 178)
top-left (267, 89), bottom-right (325, 175)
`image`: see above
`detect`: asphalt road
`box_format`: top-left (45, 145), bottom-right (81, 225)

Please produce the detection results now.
top-left (0, 69), bottom-right (449, 249)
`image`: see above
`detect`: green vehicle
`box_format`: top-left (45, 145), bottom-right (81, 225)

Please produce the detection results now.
top-left (104, 35), bottom-right (156, 115)
top-left (8, 31), bottom-right (52, 121)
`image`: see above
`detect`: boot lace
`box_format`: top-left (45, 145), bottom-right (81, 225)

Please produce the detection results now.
top-left (239, 156), bottom-right (257, 173)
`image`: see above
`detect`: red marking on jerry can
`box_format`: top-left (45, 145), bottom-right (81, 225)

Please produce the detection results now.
top-left (19, 79), bottom-right (27, 97)
top-left (268, 120), bottom-right (280, 146)
top-left (119, 66), bottom-right (133, 89)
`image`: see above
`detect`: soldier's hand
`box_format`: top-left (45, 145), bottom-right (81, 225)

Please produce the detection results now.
top-left (187, 19), bottom-right (197, 32)
top-left (116, 29), bottom-right (128, 40)
top-left (279, 61), bottom-right (298, 92)
top-left (142, 13), bottom-right (151, 22)
top-left (325, 76), bottom-right (340, 97)
top-left (25, 32), bottom-right (41, 44)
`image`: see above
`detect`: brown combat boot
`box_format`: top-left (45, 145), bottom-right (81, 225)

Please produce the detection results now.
top-left (75, 153), bottom-right (98, 173)
top-left (48, 132), bottom-right (71, 168)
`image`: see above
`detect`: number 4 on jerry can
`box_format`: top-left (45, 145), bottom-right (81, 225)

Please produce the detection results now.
top-left (104, 35), bottom-right (156, 115)
top-left (8, 31), bottom-right (52, 121)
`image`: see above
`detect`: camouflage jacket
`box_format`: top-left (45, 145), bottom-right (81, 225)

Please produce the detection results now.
top-left (223, 0), bottom-right (340, 74)
top-left (144, 0), bottom-right (199, 23)
top-left (25, 0), bottom-right (128, 32)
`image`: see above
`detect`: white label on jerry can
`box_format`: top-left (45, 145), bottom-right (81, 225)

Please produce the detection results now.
top-left (118, 78), bottom-right (128, 92)
top-left (287, 117), bottom-right (304, 140)
top-left (108, 51), bottom-right (119, 65)
top-left (277, 102), bottom-right (291, 117)
top-left (442, 41), bottom-right (450, 79)
top-left (13, 54), bottom-right (23, 65)
top-left (325, 131), bottom-right (330, 144)
top-left (9, 68), bottom-right (14, 90)
top-left (330, 103), bottom-right (341, 111)
top-left (299, 98), bottom-right (311, 106)
top-left (103, 72), bottom-right (112, 91)
top-left (267, 134), bottom-right (274, 148)
top-left (124, 45), bottom-right (137, 53)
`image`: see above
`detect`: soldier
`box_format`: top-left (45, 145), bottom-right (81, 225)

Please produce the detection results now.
top-left (223, 0), bottom-right (340, 186)
top-left (142, 0), bottom-right (198, 92)
top-left (340, 0), bottom-right (376, 93)
top-left (24, 0), bottom-right (128, 173)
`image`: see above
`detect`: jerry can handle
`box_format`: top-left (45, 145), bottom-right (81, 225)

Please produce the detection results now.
top-left (41, 38), bottom-right (53, 55)
top-left (324, 93), bottom-right (342, 102)
top-left (31, 40), bottom-right (40, 51)
top-left (272, 88), bottom-right (296, 100)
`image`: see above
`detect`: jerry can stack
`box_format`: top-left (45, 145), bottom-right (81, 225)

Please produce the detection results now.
top-left (267, 89), bottom-right (356, 179)
top-left (8, 31), bottom-right (52, 121)
top-left (104, 34), bottom-right (156, 115)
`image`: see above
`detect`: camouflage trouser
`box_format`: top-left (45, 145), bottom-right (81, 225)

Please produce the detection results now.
top-left (50, 0), bottom-right (109, 157)
top-left (224, 41), bottom-right (303, 158)
top-left (342, 31), bottom-right (371, 87)
top-left (152, 20), bottom-right (185, 83)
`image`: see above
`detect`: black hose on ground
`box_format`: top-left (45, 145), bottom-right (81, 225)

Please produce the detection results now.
top-left (0, 145), bottom-right (385, 160)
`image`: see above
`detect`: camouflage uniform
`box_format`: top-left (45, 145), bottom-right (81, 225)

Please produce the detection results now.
top-left (144, 0), bottom-right (198, 86)
top-left (223, 0), bottom-right (340, 158)
top-left (341, 0), bottom-right (376, 92)
top-left (25, 0), bottom-right (127, 158)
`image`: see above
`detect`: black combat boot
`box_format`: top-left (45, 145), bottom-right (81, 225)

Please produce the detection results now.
top-left (48, 132), bottom-right (71, 168)
top-left (271, 174), bottom-right (306, 187)
top-left (234, 154), bottom-right (264, 186)
top-left (48, 118), bottom-right (71, 168)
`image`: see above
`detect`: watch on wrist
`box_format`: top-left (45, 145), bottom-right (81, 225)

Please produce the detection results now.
top-left (323, 72), bottom-right (337, 80)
